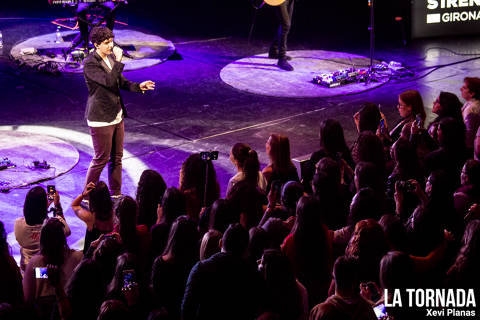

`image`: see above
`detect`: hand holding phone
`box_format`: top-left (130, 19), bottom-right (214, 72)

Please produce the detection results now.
top-left (82, 182), bottom-right (96, 198)
top-left (122, 270), bottom-right (139, 306)
top-left (415, 114), bottom-right (422, 128)
top-left (268, 180), bottom-right (282, 206)
top-left (122, 269), bottom-right (137, 290)
top-left (47, 185), bottom-right (56, 201)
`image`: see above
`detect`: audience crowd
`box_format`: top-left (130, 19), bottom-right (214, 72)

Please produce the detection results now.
top-left (2, 79), bottom-right (480, 319)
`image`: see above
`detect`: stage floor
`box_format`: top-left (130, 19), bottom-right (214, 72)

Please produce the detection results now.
top-left (1, 15), bottom-right (480, 262)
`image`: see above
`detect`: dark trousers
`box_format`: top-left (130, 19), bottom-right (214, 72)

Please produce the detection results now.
top-left (77, 2), bottom-right (116, 47)
top-left (85, 121), bottom-right (124, 195)
top-left (270, 0), bottom-right (295, 58)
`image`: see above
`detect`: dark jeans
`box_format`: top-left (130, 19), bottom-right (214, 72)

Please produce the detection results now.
top-left (271, 0), bottom-right (295, 58)
top-left (85, 120), bottom-right (124, 195)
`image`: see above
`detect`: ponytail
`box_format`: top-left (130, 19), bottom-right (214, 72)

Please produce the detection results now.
top-left (242, 149), bottom-right (260, 186)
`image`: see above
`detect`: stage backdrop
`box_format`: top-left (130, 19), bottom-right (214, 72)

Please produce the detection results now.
top-left (412, 0), bottom-right (480, 38)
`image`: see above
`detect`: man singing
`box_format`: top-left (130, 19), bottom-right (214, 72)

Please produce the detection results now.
top-left (83, 26), bottom-right (155, 196)
top-left (269, 0), bottom-right (295, 71)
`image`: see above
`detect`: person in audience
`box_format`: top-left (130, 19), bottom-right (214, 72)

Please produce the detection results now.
top-left (461, 77), bottom-right (480, 154)
top-left (227, 178), bottom-right (267, 230)
top-left (428, 91), bottom-right (464, 143)
top-left (345, 219), bottom-right (388, 285)
top-left (282, 196), bottom-right (332, 308)
top-left (279, 181), bottom-right (304, 218)
top-left (23, 218), bottom-right (83, 318)
top-left (0, 303), bottom-right (15, 320)
top-left (229, 147), bottom-right (263, 192)
top-left (207, 198), bottom-right (235, 233)
top-left (377, 251), bottom-right (426, 319)
top-left (199, 229), bottom-right (222, 261)
top-left (378, 214), bottom-right (409, 253)
top-left (179, 153), bottom-right (220, 221)
top-left (352, 131), bottom-right (386, 178)
top-left (312, 158), bottom-right (350, 230)
top-left (151, 187), bottom-right (186, 258)
top-left (332, 187), bottom-right (381, 256)
top-left (263, 134), bottom-right (299, 191)
top-left (446, 219), bottom-right (480, 290)
top-left (310, 256), bottom-right (376, 320)
top-left (97, 299), bottom-right (130, 320)
top-left (136, 169), bottom-right (167, 230)
top-left (388, 89), bottom-right (426, 142)
top-left (307, 119), bottom-right (355, 191)
top-left (72, 181), bottom-right (114, 254)
top-left (454, 159), bottom-right (480, 220)
top-left (424, 117), bottom-right (466, 190)
top-left (151, 216), bottom-right (199, 320)
top-left (0, 221), bottom-right (23, 307)
top-left (225, 146), bottom-right (268, 230)
top-left (354, 161), bottom-right (387, 215)
top-left (106, 253), bottom-right (147, 317)
top-left (403, 170), bottom-right (461, 256)
top-left (15, 186), bottom-right (70, 271)
top-left (114, 196), bottom-right (151, 284)
top-left (259, 181), bottom-right (303, 227)
top-left (386, 138), bottom-right (423, 213)
top-left (181, 223), bottom-right (264, 320)
top-left (261, 217), bottom-right (291, 250)
top-left (227, 143), bottom-right (267, 195)
top-left (353, 102), bottom-right (381, 134)
top-left (248, 227), bottom-right (269, 266)
top-left (67, 236), bottom-right (123, 320)
top-left (114, 196), bottom-right (149, 253)
top-left (313, 119), bottom-right (355, 168)
top-left (257, 249), bottom-right (308, 320)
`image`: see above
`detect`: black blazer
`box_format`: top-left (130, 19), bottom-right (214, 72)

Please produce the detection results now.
top-left (83, 52), bottom-right (142, 122)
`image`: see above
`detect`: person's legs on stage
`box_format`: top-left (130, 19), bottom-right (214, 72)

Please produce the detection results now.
top-left (77, 1), bottom-right (116, 50)
top-left (102, 1), bottom-right (116, 31)
top-left (77, 4), bottom-right (90, 50)
top-left (85, 125), bottom-right (115, 193)
top-left (108, 120), bottom-right (124, 196)
top-left (270, 0), bottom-right (294, 71)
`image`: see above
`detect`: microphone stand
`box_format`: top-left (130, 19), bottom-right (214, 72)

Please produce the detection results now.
top-left (366, 0), bottom-right (376, 84)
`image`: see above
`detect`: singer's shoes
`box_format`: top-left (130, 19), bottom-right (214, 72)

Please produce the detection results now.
top-left (269, 51), bottom-right (292, 60)
top-left (277, 58), bottom-right (294, 71)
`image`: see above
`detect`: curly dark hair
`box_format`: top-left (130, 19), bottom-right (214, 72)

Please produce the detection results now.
top-left (345, 219), bottom-right (388, 283)
top-left (90, 26), bottom-right (114, 46)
